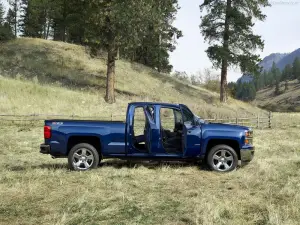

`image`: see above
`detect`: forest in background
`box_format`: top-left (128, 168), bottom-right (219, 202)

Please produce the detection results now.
top-left (0, 0), bottom-right (182, 74)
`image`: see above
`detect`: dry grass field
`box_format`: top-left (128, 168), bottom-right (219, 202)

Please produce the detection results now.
top-left (1, 118), bottom-right (300, 225)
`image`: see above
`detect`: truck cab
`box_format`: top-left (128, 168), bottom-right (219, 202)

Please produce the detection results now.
top-left (40, 102), bottom-right (255, 172)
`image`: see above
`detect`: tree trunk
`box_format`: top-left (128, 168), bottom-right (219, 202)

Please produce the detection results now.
top-left (220, 59), bottom-right (228, 102)
top-left (46, 19), bottom-right (51, 40)
top-left (14, 0), bottom-right (17, 37)
top-left (105, 43), bottom-right (117, 104)
top-left (43, 10), bottom-right (47, 39)
top-left (220, 0), bottom-right (232, 103)
top-left (116, 47), bottom-right (119, 60)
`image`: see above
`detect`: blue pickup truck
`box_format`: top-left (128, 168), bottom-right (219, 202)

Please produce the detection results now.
top-left (40, 102), bottom-right (254, 172)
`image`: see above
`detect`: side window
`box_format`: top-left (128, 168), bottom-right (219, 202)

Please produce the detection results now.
top-left (174, 109), bottom-right (183, 124)
top-left (160, 107), bottom-right (181, 131)
top-left (182, 108), bottom-right (194, 125)
top-left (133, 107), bottom-right (145, 137)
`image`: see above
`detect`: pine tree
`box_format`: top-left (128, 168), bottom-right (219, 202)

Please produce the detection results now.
top-left (199, 0), bottom-right (269, 102)
top-left (274, 69), bottom-right (281, 96)
top-left (284, 80), bottom-right (288, 91)
top-left (270, 62), bottom-right (281, 87)
top-left (292, 57), bottom-right (300, 81)
top-left (0, 3), bottom-right (14, 41)
top-left (281, 64), bottom-right (293, 82)
top-left (263, 71), bottom-right (268, 88)
top-left (249, 82), bottom-right (256, 101)
top-left (19, 0), bottom-right (59, 39)
top-left (0, 2), bottom-right (5, 25)
top-left (124, 0), bottom-right (182, 73)
top-left (275, 80), bottom-right (280, 95)
top-left (86, 0), bottom-right (180, 103)
top-left (8, 0), bottom-right (20, 37)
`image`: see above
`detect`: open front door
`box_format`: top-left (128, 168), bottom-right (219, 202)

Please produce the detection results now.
top-left (180, 105), bottom-right (202, 157)
top-left (127, 105), bottom-right (156, 156)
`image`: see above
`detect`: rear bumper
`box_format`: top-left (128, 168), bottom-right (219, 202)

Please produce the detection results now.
top-left (40, 144), bottom-right (50, 154)
top-left (240, 146), bottom-right (255, 163)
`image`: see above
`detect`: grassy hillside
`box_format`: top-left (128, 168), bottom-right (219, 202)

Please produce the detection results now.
top-left (0, 38), bottom-right (265, 119)
top-left (255, 79), bottom-right (300, 112)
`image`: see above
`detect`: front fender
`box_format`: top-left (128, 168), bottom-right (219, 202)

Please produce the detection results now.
top-left (201, 129), bottom-right (244, 155)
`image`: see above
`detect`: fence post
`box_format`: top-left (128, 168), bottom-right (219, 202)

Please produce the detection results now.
top-left (268, 111), bottom-right (272, 128)
top-left (257, 114), bottom-right (260, 129)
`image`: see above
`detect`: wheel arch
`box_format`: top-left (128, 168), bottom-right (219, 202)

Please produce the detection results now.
top-left (67, 135), bottom-right (102, 157)
top-left (204, 139), bottom-right (241, 160)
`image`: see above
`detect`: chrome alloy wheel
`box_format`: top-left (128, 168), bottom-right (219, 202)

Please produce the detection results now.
top-left (72, 148), bottom-right (94, 170)
top-left (212, 149), bottom-right (234, 172)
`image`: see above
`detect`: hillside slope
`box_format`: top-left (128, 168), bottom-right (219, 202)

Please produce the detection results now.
top-left (0, 38), bottom-right (265, 118)
top-left (255, 79), bottom-right (300, 112)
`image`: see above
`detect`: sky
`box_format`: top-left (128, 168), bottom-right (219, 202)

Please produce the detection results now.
top-left (169, 0), bottom-right (300, 82)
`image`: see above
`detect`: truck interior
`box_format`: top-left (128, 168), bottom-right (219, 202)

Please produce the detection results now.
top-left (160, 107), bottom-right (184, 153)
top-left (132, 106), bottom-right (150, 152)
top-left (132, 105), bottom-right (187, 154)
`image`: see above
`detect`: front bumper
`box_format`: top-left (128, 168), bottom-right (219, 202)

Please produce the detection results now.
top-left (40, 144), bottom-right (50, 154)
top-left (240, 146), bottom-right (255, 163)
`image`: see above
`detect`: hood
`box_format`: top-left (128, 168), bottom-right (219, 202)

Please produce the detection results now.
top-left (202, 123), bottom-right (250, 131)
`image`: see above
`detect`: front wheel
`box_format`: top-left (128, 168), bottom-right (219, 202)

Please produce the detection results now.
top-left (207, 145), bottom-right (238, 172)
top-left (68, 143), bottom-right (100, 171)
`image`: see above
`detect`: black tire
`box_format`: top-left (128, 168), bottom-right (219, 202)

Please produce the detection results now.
top-left (68, 143), bottom-right (100, 171)
top-left (207, 144), bottom-right (238, 172)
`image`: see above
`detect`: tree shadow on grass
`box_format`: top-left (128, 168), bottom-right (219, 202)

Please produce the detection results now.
top-left (100, 159), bottom-right (208, 170)
top-left (7, 160), bottom-right (208, 171)
top-left (8, 163), bottom-right (68, 171)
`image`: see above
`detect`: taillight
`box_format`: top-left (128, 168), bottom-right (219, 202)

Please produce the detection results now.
top-left (44, 126), bottom-right (51, 139)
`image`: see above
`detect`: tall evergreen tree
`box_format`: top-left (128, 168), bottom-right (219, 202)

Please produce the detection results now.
top-left (275, 79), bottom-right (280, 95)
top-left (281, 64), bottom-right (292, 81)
top-left (86, 0), bottom-right (180, 103)
top-left (124, 0), bottom-right (182, 73)
top-left (270, 62), bottom-right (281, 86)
top-left (200, 0), bottom-right (269, 102)
top-left (0, 2), bottom-right (14, 41)
top-left (263, 70), bottom-right (268, 88)
top-left (8, 0), bottom-right (20, 37)
top-left (249, 82), bottom-right (256, 100)
top-left (0, 2), bottom-right (5, 25)
top-left (284, 80), bottom-right (288, 91)
top-left (292, 57), bottom-right (300, 81)
top-left (19, 0), bottom-right (43, 38)
top-left (6, 9), bottom-right (14, 31)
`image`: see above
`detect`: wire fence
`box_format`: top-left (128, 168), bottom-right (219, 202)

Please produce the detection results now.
top-left (0, 112), bottom-right (273, 129)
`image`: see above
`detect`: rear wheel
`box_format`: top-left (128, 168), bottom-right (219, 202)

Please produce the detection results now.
top-left (207, 145), bottom-right (238, 172)
top-left (68, 143), bottom-right (100, 171)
